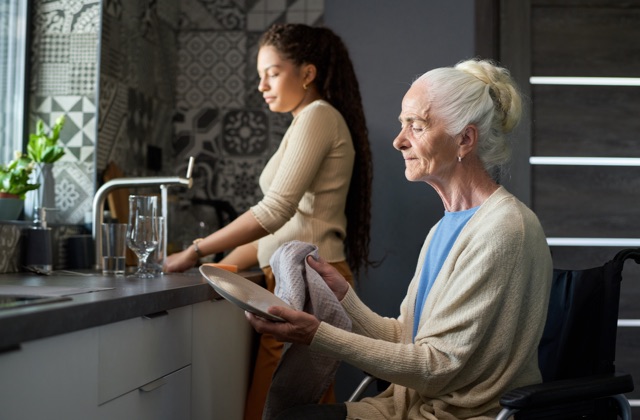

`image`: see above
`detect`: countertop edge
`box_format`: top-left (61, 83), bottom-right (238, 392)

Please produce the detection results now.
top-left (0, 270), bottom-right (264, 351)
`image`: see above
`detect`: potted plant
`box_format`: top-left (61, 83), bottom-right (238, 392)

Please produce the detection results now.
top-left (24, 116), bottom-right (66, 220)
top-left (0, 153), bottom-right (40, 220)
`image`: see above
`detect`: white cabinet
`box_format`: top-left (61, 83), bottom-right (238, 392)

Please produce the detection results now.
top-left (0, 327), bottom-right (99, 419)
top-left (98, 305), bottom-right (192, 405)
top-left (0, 299), bottom-right (250, 420)
top-left (97, 366), bottom-right (191, 420)
top-left (191, 299), bottom-right (253, 420)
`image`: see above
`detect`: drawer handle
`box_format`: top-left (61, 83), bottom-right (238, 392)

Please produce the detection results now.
top-left (0, 344), bottom-right (21, 355)
top-left (142, 310), bottom-right (169, 319)
top-left (139, 377), bottom-right (168, 392)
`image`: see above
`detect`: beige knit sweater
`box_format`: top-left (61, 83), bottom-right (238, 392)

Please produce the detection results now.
top-left (311, 187), bottom-right (553, 420)
top-left (251, 100), bottom-right (354, 268)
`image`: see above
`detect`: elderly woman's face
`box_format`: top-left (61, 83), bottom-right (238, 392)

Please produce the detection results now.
top-left (393, 82), bottom-right (459, 184)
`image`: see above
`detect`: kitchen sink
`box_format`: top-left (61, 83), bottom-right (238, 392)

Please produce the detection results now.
top-left (0, 295), bottom-right (71, 310)
top-left (0, 284), bottom-right (113, 310)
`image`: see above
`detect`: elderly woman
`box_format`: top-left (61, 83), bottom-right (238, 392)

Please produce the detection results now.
top-left (247, 58), bottom-right (553, 420)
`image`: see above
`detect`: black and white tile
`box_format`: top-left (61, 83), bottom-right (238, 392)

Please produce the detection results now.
top-left (179, 0), bottom-right (245, 30)
top-left (97, 0), bottom-right (177, 179)
top-left (29, 95), bottom-right (96, 224)
top-left (28, 0), bottom-right (100, 225)
top-left (246, 0), bottom-right (323, 31)
top-left (177, 31), bottom-right (247, 110)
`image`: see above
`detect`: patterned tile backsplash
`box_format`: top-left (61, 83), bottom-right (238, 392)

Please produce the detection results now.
top-left (9, 0), bottom-right (324, 272)
top-left (28, 0), bottom-right (100, 226)
top-left (177, 31), bottom-right (247, 110)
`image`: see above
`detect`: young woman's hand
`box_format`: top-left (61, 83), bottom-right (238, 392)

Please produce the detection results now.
top-left (306, 255), bottom-right (350, 301)
top-left (163, 247), bottom-right (199, 273)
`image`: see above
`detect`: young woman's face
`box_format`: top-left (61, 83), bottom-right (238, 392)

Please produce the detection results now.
top-left (257, 46), bottom-right (307, 115)
top-left (393, 82), bottom-right (459, 185)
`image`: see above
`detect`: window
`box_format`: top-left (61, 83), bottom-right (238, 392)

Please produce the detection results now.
top-left (0, 0), bottom-right (29, 164)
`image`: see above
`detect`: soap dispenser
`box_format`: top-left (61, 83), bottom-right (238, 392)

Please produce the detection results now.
top-left (22, 207), bottom-right (53, 275)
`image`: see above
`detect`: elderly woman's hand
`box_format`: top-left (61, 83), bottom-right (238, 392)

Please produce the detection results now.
top-left (306, 255), bottom-right (350, 301)
top-left (245, 306), bottom-right (320, 345)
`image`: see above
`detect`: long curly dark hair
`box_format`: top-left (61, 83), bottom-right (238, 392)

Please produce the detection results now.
top-left (259, 23), bottom-right (373, 278)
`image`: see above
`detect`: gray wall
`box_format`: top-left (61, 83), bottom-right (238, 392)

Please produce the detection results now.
top-left (324, 0), bottom-right (475, 400)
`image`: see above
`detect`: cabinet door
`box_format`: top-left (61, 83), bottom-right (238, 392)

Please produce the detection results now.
top-left (191, 299), bottom-right (253, 420)
top-left (99, 305), bottom-right (192, 404)
top-left (97, 365), bottom-right (191, 420)
top-left (0, 328), bottom-right (99, 419)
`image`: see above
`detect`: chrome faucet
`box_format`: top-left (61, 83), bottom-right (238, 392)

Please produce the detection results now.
top-left (92, 157), bottom-right (195, 270)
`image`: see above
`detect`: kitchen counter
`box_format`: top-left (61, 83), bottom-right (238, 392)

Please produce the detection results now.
top-left (0, 269), bottom-right (263, 351)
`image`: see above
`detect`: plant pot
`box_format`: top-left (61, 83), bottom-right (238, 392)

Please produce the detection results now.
top-left (0, 193), bottom-right (24, 220)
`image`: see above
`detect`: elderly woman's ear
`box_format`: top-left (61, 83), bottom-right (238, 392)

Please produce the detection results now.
top-left (458, 124), bottom-right (478, 160)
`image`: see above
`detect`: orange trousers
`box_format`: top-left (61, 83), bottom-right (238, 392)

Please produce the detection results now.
top-left (243, 261), bottom-right (354, 420)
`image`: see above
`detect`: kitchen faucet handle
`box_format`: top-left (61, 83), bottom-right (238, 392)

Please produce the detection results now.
top-left (186, 156), bottom-right (195, 179)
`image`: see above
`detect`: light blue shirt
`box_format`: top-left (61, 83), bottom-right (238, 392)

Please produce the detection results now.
top-left (413, 206), bottom-right (479, 340)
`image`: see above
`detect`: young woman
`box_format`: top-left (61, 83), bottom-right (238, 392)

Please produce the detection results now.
top-left (163, 23), bottom-right (373, 419)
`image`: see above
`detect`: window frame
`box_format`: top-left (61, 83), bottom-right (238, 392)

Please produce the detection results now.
top-left (1, 0), bottom-right (30, 164)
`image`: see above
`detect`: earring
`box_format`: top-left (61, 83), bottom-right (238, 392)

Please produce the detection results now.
top-left (458, 156), bottom-right (462, 163)
top-left (303, 84), bottom-right (308, 90)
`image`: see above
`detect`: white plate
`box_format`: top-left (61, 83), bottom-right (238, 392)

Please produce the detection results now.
top-left (199, 265), bottom-right (292, 322)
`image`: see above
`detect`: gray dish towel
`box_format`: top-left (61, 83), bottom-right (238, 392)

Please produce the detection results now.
top-left (263, 240), bottom-right (352, 420)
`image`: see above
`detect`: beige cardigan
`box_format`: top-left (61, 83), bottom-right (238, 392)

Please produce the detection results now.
top-left (251, 100), bottom-right (354, 268)
top-left (311, 187), bottom-right (553, 419)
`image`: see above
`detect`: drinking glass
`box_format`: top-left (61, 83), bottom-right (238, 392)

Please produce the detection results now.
top-left (126, 195), bottom-right (159, 278)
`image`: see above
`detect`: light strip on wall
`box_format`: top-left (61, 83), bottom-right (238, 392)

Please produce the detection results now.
top-left (547, 238), bottom-right (640, 247)
top-left (530, 76), bottom-right (640, 86)
top-left (530, 156), bottom-right (640, 166)
top-left (619, 320), bottom-right (640, 327)
top-left (630, 400), bottom-right (640, 408)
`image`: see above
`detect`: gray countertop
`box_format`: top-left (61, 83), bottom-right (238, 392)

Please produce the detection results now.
top-left (0, 269), bottom-right (263, 351)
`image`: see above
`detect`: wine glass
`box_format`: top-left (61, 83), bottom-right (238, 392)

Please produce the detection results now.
top-left (126, 195), bottom-right (159, 278)
top-left (146, 215), bottom-right (165, 275)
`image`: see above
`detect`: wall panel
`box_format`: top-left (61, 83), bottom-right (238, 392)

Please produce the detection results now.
top-left (532, 4), bottom-right (640, 76)
top-left (526, 1), bottom-right (640, 411)
top-left (532, 85), bottom-right (640, 157)
top-left (533, 166), bottom-right (640, 238)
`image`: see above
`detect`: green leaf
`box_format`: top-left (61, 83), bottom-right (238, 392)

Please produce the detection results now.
top-left (51, 116), bottom-right (65, 142)
top-left (27, 117), bottom-right (66, 163)
top-left (0, 153), bottom-right (39, 199)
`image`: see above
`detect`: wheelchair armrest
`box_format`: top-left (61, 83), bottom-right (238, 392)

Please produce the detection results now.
top-left (499, 371), bottom-right (634, 410)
